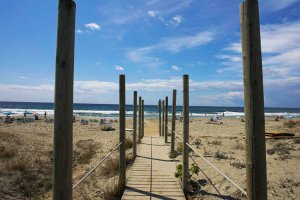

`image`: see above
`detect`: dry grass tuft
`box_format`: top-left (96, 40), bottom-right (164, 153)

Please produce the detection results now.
top-left (76, 140), bottom-right (99, 164)
top-left (176, 143), bottom-right (183, 154)
top-left (210, 140), bottom-right (222, 145)
top-left (230, 160), bottom-right (246, 169)
top-left (99, 158), bottom-right (119, 177)
top-left (5, 159), bottom-right (28, 173)
top-left (283, 120), bottom-right (300, 128)
top-left (232, 142), bottom-right (245, 150)
top-left (267, 142), bottom-right (295, 160)
top-left (293, 138), bottom-right (300, 144)
top-left (125, 138), bottom-right (133, 149)
top-left (99, 177), bottom-right (124, 199)
top-left (214, 151), bottom-right (228, 160)
top-left (0, 145), bottom-right (16, 159)
top-left (194, 139), bottom-right (201, 148)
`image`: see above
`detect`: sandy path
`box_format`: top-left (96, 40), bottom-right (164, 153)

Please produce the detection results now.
top-left (144, 119), bottom-right (159, 136)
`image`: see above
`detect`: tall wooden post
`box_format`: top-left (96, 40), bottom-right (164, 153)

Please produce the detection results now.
top-left (133, 91), bottom-right (137, 159)
top-left (119, 74), bottom-right (126, 189)
top-left (138, 96), bottom-right (142, 142)
top-left (164, 96), bottom-right (168, 143)
top-left (241, 1), bottom-right (267, 199)
top-left (162, 100), bottom-right (165, 137)
top-left (182, 75), bottom-right (189, 195)
top-left (158, 99), bottom-right (162, 136)
top-left (53, 1), bottom-right (75, 199)
top-left (171, 90), bottom-right (176, 154)
top-left (142, 99), bottom-right (145, 138)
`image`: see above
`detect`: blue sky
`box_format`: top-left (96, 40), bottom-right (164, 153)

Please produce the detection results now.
top-left (0, 0), bottom-right (299, 107)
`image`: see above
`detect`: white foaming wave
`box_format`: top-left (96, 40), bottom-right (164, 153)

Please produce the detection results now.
top-left (0, 108), bottom-right (54, 115)
top-left (73, 110), bottom-right (119, 114)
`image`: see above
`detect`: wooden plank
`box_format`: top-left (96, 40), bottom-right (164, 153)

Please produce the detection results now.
top-left (182, 75), bottom-right (189, 196)
top-left (53, 1), bottom-right (76, 199)
top-left (240, 1), bottom-right (267, 199)
top-left (164, 96), bottom-right (168, 143)
top-left (119, 74), bottom-right (126, 189)
top-left (171, 90), bottom-right (176, 154)
top-left (158, 99), bottom-right (161, 136)
top-left (138, 96), bottom-right (142, 143)
top-left (133, 91), bottom-right (137, 159)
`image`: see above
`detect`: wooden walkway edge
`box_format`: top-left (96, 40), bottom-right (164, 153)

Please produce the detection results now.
top-left (122, 136), bottom-right (185, 200)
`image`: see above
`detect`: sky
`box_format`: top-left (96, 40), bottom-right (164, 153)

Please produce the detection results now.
top-left (0, 0), bottom-right (299, 107)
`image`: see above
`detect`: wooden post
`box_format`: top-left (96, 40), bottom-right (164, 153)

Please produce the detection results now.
top-left (138, 96), bottom-right (142, 142)
top-left (182, 75), bottom-right (189, 195)
top-left (119, 74), bottom-right (126, 189)
top-left (53, 1), bottom-right (75, 199)
top-left (171, 90), bottom-right (176, 154)
top-left (240, 1), bottom-right (267, 199)
top-left (164, 96), bottom-right (168, 143)
top-left (133, 91), bottom-right (137, 159)
top-left (142, 99), bottom-right (145, 138)
top-left (162, 100), bottom-right (165, 137)
top-left (158, 99), bottom-right (162, 136)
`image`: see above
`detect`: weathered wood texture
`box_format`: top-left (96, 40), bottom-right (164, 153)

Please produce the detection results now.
top-left (162, 100), bottom-right (165, 137)
top-left (119, 74), bottom-right (126, 189)
top-left (240, 1), bottom-right (267, 199)
top-left (142, 99), bottom-right (145, 138)
top-left (133, 91), bottom-right (137, 159)
top-left (53, 1), bottom-right (76, 199)
top-left (182, 75), bottom-right (189, 196)
top-left (164, 96), bottom-right (168, 143)
top-left (171, 90), bottom-right (176, 154)
top-left (158, 99), bottom-right (162, 136)
top-left (138, 96), bottom-right (142, 142)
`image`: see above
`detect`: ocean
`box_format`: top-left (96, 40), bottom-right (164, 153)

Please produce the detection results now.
top-left (0, 101), bottom-right (300, 118)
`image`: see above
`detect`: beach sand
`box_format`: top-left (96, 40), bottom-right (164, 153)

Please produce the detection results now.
top-left (0, 117), bottom-right (299, 199)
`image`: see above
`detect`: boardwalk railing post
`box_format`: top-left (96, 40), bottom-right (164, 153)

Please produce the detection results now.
top-left (119, 74), bottom-right (126, 189)
top-left (142, 99), bottom-right (145, 138)
top-left (171, 90), bottom-right (176, 154)
top-left (164, 96), bottom-right (168, 143)
top-left (162, 100), bottom-right (165, 137)
top-left (158, 99), bottom-right (162, 136)
top-left (138, 96), bottom-right (142, 143)
top-left (53, 1), bottom-right (76, 199)
top-left (240, 1), bottom-right (267, 199)
top-left (182, 75), bottom-right (189, 195)
top-left (133, 91), bottom-right (137, 159)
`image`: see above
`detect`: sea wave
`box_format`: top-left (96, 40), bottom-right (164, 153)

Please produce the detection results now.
top-left (1, 108), bottom-right (299, 118)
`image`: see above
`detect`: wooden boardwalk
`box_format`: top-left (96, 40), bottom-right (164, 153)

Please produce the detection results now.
top-left (122, 136), bottom-right (186, 200)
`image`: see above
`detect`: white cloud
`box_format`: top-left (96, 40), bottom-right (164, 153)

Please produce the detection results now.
top-left (0, 77), bottom-right (299, 106)
top-left (170, 15), bottom-right (183, 26)
top-left (218, 20), bottom-right (300, 77)
top-left (197, 91), bottom-right (244, 106)
top-left (85, 23), bottom-right (101, 30)
top-left (76, 29), bottom-right (84, 34)
top-left (108, 0), bottom-right (192, 25)
top-left (163, 31), bottom-right (213, 53)
top-left (19, 76), bottom-right (27, 79)
top-left (147, 10), bottom-right (160, 18)
top-left (171, 65), bottom-right (181, 71)
top-left (265, 0), bottom-right (300, 11)
top-left (115, 65), bottom-right (124, 71)
top-left (127, 31), bottom-right (214, 66)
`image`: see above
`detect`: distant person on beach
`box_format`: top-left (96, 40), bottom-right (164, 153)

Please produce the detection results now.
top-left (44, 111), bottom-right (47, 119)
top-left (24, 111), bottom-right (27, 118)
